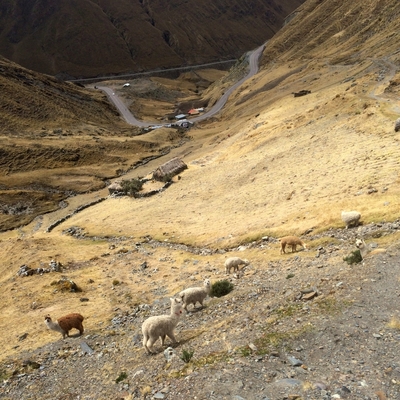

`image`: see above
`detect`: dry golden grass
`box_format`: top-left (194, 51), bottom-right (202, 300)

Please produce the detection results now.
top-left (388, 317), bottom-right (400, 331)
top-left (1, 1), bottom-right (400, 364)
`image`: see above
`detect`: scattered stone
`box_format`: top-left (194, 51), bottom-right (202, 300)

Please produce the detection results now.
top-left (50, 276), bottom-right (81, 292)
top-left (18, 333), bottom-right (28, 341)
top-left (293, 89), bottom-right (311, 97)
top-left (107, 181), bottom-right (123, 195)
top-left (302, 291), bottom-right (317, 301)
top-left (80, 342), bottom-right (94, 355)
top-left (274, 378), bottom-right (302, 387)
top-left (395, 118), bottom-right (400, 132)
top-left (248, 343), bottom-right (258, 352)
top-left (287, 355), bottom-right (303, 367)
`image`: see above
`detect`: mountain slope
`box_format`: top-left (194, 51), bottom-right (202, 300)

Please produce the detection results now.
top-left (1, 1), bottom-right (400, 399)
top-left (0, 55), bottom-right (121, 133)
top-left (0, 0), bottom-right (304, 78)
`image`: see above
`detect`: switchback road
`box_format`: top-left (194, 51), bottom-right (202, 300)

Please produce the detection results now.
top-left (97, 43), bottom-right (265, 127)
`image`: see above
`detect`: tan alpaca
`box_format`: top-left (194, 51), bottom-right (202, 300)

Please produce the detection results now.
top-left (279, 236), bottom-right (307, 254)
top-left (45, 313), bottom-right (84, 339)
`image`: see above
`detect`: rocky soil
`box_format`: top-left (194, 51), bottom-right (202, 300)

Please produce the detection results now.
top-left (1, 222), bottom-right (400, 400)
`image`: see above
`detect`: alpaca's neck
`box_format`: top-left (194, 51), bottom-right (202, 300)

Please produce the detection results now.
top-left (46, 320), bottom-right (64, 333)
top-left (170, 311), bottom-right (182, 322)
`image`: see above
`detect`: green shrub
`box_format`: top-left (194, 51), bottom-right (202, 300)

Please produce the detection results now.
top-left (211, 280), bottom-right (234, 298)
top-left (343, 249), bottom-right (362, 265)
top-left (121, 178), bottom-right (143, 196)
top-left (180, 349), bottom-right (194, 363)
top-left (115, 372), bottom-right (127, 383)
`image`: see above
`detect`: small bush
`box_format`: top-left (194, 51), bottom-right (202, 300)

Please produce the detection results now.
top-left (115, 372), bottom-right (127, 383)
top-left (343, 249), bottom-right (362, 265)
top-left (180, 349), bottom-right (194, 363)
top-left (211, 280), bottom-right (234, 298)
top-left (121, 178), bottom-right (143, 196)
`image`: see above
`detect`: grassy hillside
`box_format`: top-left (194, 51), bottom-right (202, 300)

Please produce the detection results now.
top-left (1, 0), bottom-right (400, 398)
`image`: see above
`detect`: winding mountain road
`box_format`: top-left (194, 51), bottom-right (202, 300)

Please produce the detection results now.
top-left (97, 43), bottom-right (265, 127)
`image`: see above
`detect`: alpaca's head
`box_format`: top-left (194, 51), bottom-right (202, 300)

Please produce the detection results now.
top-left (204, 278), bottom-right (211, 288)
top-left (170, 297), bottom-right (184, 315)
top-left (44, 314), bottom-right (52, 323)
top-left (355, 238), bottom-right (366, 249)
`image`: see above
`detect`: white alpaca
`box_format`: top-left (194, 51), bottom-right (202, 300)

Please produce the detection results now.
top-left (44, 313), bottom-right (84, 339)
top-left (341, 211), bottom-right (361, 229)
top-left (355, 238), bottom-right (386, 259)
top-left (179, 278), bottom-right (212, 311)
top-left (224, 257), bottom-right (249, 274)
top-left (142, 297), bottom-right (184, 354)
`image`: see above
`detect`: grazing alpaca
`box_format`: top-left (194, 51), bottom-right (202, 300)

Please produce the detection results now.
top-left (279, 236), bottom-right (307, 254)
top-left (341, 211), bottom-right (361, 229)
top-left (179, 278), bottom-right (212, 311)
top-left (45, 313), bottom-right (84, 339)
top-left (224, 257), bottom-right (250, 274)
top-left (142, 297), bottom-right (184, 354)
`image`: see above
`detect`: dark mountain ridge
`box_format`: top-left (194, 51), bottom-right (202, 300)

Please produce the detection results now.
top-left (0, 0), bottom-right (304, 79)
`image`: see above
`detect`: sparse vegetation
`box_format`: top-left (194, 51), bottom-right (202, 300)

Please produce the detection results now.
top-left (120, 178), bottom-right (144, 196)
top-left (1, 1), bottom-right (400, 398)
top-left (343, 249), bottom-right (363, 264)
top-left (180, 349), bottom-right (194, 363)
top-left (115, 372), bottom-right (127, 383)
top-left (388, 317), bottom-right (400, 331)
top-left (211, 280), bottom-right (234, 298)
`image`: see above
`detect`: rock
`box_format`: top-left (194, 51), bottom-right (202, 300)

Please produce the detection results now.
top-left (248, 343), bottom-right (258, 352)
top-left (287, 355), bottom-right (303, 366)
top-left (302, 291), bottom-right (317, 301)
top-left (18, 333), bottom-right (28, 341)
top-left (395, 118), bottom-right (400, 132)
top-left (108, 181), bottom-right (123, 195)
top-left (274, 378), bottom-right (302, 387)
top-left (80, 342), bottom-right (94, 355)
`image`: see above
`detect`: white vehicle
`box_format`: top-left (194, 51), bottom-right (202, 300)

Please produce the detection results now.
top-left (175, 119), bottom-right (193, 128)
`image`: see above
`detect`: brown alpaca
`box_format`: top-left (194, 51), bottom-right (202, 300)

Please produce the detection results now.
top-left (279, 236), bottom-right (307, 254)
top-left (45, 313), bottom-right (84, 339)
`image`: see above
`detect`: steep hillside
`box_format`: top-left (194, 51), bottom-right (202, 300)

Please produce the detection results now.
top-left (0, 0), bottom-right (304, 78)
top-left (0, 56), bottom-right (121, 133)
top-left (261, 0), bottom-right (400, 65)
top-left (1, 0), bottom-right (400, 399)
